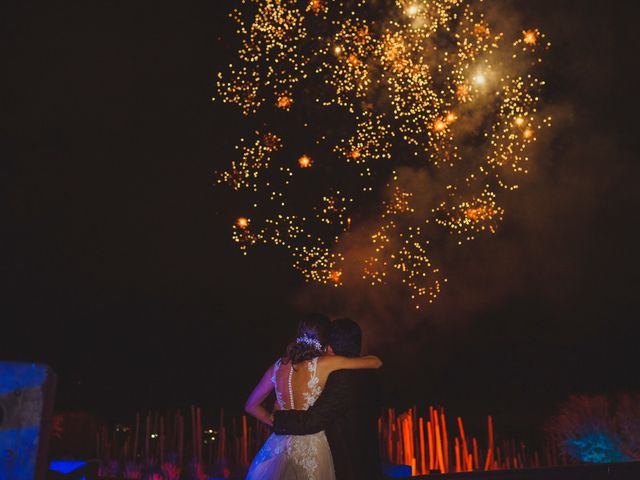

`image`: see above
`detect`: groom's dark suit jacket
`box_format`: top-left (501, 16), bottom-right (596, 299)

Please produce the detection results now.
top-left (273, 369), bottom-right (382, 480)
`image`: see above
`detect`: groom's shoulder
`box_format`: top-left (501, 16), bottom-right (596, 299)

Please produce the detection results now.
top-left (326, 369), bottom-right (381, 407)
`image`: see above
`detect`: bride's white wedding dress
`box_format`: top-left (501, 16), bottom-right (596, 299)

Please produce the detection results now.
top-left (246, 357), bottom-right (335, 480)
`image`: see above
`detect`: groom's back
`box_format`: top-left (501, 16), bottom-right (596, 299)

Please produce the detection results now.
top-left (324, 369), bottom-right (382, 480)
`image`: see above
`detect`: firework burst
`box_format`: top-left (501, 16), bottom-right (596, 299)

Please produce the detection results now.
top-left (216, 0), bottom-right (551, 307)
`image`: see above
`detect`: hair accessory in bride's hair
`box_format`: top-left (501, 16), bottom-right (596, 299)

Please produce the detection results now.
top-left (295, 334), bottom-right (323, 351)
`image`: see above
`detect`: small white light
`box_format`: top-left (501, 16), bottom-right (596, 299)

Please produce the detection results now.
top-left (473, 73), bottom-right (487, 86)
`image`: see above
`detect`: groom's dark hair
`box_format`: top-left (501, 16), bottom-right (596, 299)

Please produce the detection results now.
top-left (328, 318), bottom-right (362, 357)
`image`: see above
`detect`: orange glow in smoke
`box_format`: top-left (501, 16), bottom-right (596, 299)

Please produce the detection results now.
top-left (298, 154), bottom-right (313, 168)
top-left (307, 0), bottom-right (326, 14)
top-left (348, 54), bottom-right (362, 67)
top-left (523, 128), bottom-right (534, 139)
top-left (236, 217), bottom-right (250, 229)
top-left (465, 207), bottom-right (495, 222)
top-left (357, 26), bottom-right (369, 41)
top-left (456, 83), bottom-right (471, 102)
top-left (276, 95), bottom-right (293, 109)
top-left (329, 270), bottom-right (342, 283)
top-left (433, 119), bottom-right (448, 132)
top-left (523, 30), bottom-right (538, 45)
top-left (474, 22), bottom-right (490, 36)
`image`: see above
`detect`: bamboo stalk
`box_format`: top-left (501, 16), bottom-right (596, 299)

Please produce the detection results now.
top-left (153, 411), bottom-right (158, 461)
top-left (487, 415), bottom-right (494, 470)
top-left (433, 411), bottom-right (445, 473)
top-left (190, 406), bottom-right (196, 461)
top-left (419, 417), bottom-right (426, 475)
top-left (178, 413), bottom-right (184, 466)
top-left (457, 417), bottom-right (469, 471)
top-left (133, 413), bottom-right (140, 463)
top-left (145, 413), bottom-right (150, 463)
top-left (242, 415), bottom-right (248, 466)
top-left (387, 409), bottom-right (394, 463)
top-left (396, 417), bottom-right (403, 465)
top-left (197, 406), bottom-right (203, 462)
top-left (473, 437), bottom-right (479, 470)
top-left (484, 447), bottom-right (493, 471)
top-left (440, 409), bottom-right (449, 473)
top-left (401, 418), bottom-right (407, 466)
top-left (427, 420), bottom-right (434, 471)
top-left (407, 410), bottom-right (416, 463)
top-left (160, 415), bottom-right (165, 463)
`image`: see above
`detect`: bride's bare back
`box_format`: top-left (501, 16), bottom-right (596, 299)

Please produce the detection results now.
top-left (273, 358), bottom-right (321, 411)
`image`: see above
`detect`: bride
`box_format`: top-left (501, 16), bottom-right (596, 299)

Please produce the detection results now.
top-left (244, 314), bottom-right (382, 479)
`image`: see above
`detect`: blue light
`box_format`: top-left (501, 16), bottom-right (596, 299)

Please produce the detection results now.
top-left (564, 431), bottom-right (632, 463)
top-left (49, 460), bottom-right (87, 474)
top-left (0, 362), bottom-right (47, 395)
top-left (0, 427), bottom-right (40, 477)
top-left (382, 463), bottom-right (412, 478)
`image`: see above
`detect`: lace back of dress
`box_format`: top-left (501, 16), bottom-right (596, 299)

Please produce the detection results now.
top-left (302, 357), bottom-right (322, 409)
top-left (273, 357), bottom-right (323, 411)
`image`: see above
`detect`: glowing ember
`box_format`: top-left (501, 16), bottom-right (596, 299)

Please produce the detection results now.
top-left (298, 154), bottom-right (313, 168)
top-left (456, 83), bottom-right (472, 102)
top-left (474, 22), bottom-right (490, 36)
top-left (348, 54), bottom-right (362, 67)
top-left (523, 29), bottom-right (538, 45)
top-left (276, 95), bottom-right (293, 110)
top-left (236, 217), bottom-right (249, 229)
top-left (406, 4), bottom-right (419, 16)
top-left (472, 72), bottom-right (487, 86)
top-left (307, 0), bottom-right (327, 15)
top-left (433, 119), bottom-right (448, 132)
top-left (465, 207), bottom-right (494, 221)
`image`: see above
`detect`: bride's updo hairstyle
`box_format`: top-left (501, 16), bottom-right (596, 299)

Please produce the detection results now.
top-left (284, 313), bottom-right (330, 366)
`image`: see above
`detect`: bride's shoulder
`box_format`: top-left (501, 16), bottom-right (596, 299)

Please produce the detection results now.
top-left (272, 357), bottom-right (288, 370)
top-left (316, 355), bottom-right (332, 364)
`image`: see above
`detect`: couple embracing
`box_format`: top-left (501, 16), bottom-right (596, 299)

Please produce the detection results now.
top-left (244, 314), bottom-right (384, 480)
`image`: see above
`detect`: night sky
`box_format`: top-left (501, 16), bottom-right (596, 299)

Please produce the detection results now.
top-left (3, 0), bottom-right (639, 438)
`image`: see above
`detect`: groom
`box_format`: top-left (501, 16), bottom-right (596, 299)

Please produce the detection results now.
top-left (273, 318), bottom-right (383, 480)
